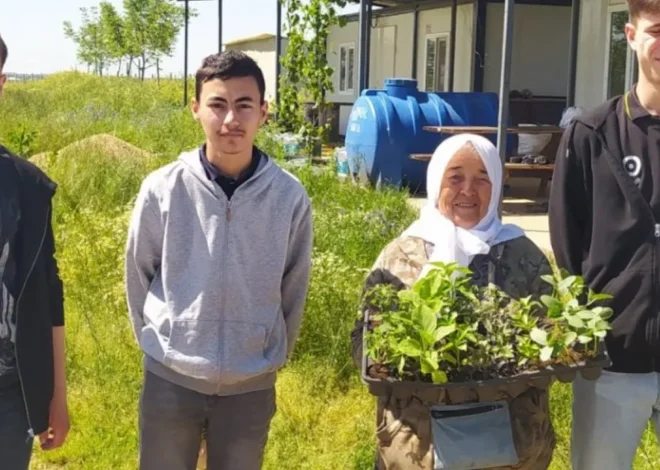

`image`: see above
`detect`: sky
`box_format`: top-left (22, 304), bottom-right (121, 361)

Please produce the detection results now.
top-left (1, 0), bottom-right (359, 76)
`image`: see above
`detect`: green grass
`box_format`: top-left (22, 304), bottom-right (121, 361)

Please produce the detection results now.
top-left (0, 72), bottom-right (285, 160)
top-left (1, 73), bottom-right (659, 469)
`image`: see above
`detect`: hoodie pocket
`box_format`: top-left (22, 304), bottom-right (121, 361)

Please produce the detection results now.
top-left (164, 320), bottom-right (224, 381)
top-left (219, 320), bottom-right (276, 384)
top-left (163, 319), bottom-right (273, 384)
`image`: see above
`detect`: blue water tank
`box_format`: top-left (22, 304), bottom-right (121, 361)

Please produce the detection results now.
top-left (344, 79), bottom-right (517, 193)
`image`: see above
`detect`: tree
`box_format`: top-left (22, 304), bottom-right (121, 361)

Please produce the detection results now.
top-left (278, 0), bottom-right (346, 155)
top-left (64, 0), bottom-right (189, 80)
top-left (147, 0), bottom-right (187, 82)
top-left (64, 7), bottom-right (113, 76)
top-left (278, 0), bottom-right (306, 134)
top-left (123, 0), bottom-right (187, 81)
top-left (301, 0), bottom-right (345, 150)
top-left (98, 2), bottom-right (127, 76)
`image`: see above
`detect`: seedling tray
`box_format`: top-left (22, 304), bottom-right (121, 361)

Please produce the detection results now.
top-left (361, 312), bottom-right (611, 403)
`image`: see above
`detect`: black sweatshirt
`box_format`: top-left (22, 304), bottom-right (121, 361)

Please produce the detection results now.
top-left (0, 146), bottom-right (64, 435)
top-left (549, 93), bottom-right (660, 374)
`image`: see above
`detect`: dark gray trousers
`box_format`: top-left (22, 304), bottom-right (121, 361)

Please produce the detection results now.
top-left (139, 370), bottom-right (276, 470)
top-left (0, 383), bottom-right (33, 470)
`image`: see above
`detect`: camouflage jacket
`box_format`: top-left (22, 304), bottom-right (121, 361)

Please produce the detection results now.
top-left (352, 235), bottom-right (556, 470)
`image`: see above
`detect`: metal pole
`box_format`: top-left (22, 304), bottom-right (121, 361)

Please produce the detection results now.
top-left (473, 0), bottom-right (487, 92)
top-left (276, 0), bottom-right (282, 108)
top-left (365, 0), bottom-right (372, 88)
top-left (218, 0), bottom-right (223, 52)
top-left (357, 0), bottom-right (370, 93)
top-left (566, 0), bottom-right (580, 107)
top-left (449, 0), bottom-right (457, 91)
top-left (496, 0), bottom-right (514, 163)
top-left (183, 0), bottom-right (189, 106)
top-left (411, 6), bottom-right (419, 79)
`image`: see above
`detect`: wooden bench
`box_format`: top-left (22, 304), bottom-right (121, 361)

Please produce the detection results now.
top-left (409, 154), bottom-right (554, 197)
top-left (422, 125), bottom-right (563, 135)
top-left (408, 124), bottom-right (563, 197)
top-left (505, 163), bottom-right (554, 197)
top-left (409, 153), bottom-right (435, 161)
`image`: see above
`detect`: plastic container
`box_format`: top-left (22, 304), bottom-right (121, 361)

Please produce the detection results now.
top-left (276, 132), bottom-right (302, 159)
top-left (344, 79), bottom-right (518, 193)
top-left (334, 147), bottom-right (349, 180)
top-left (360, 310), bottom-right (611, 404)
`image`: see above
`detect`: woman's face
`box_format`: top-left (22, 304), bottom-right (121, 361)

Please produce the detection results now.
top-left (436, 145), bottom-right (492, 229)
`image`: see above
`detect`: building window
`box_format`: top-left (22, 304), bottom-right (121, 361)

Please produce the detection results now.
top-left (424, 34), bottom-right (450, 92)
top-left (339, 43), bottom-right (355, 93)
top-left (605, 7), bottom-right (635, 99)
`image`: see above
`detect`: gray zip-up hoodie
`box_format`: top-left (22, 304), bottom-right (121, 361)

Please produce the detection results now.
top-left (125, 149), bottom-right (313, 396)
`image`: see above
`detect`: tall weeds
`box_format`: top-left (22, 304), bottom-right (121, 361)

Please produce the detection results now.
top-left (2, 74), bottom-right (659, 470)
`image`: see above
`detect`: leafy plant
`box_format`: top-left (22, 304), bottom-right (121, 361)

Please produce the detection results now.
top-left (6, 124), bottom-right (37, 156)
top-left (278, 0), bottom-right (346, 155)
top-left (532, 273), bottom-right (613, 361)
top-left (364, 262), bottom-right (613, 384)
top-left (366, 262), bottom-right (478, 383)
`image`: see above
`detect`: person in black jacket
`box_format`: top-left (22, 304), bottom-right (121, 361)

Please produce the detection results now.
top-left (549, 1), bottom-right (660, 468)
top-left (0, 33), bottom-right (69, 470)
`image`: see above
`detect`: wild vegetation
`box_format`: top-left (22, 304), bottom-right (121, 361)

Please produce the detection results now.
top-left (2, 74), bottom-right (660, 469)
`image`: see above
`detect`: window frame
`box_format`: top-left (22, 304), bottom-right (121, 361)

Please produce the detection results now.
top-left (338, 42), bottom-right (356, 95)
top-left (423, 32), bottom-right (451, 93)
top-left (603, 5), bottom-right (635, 100)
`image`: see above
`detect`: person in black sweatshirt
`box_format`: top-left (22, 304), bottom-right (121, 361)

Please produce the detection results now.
top-left (0, 33), bottom-right (69, 469)
top-left (549, 1), bottom-right (660, 468)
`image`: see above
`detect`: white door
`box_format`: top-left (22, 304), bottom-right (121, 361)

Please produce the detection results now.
top-left (369, 25), bottom-right (397, 89)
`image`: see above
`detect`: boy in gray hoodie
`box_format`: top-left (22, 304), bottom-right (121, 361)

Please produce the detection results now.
top-left (125, 50), bottom-right (313, 470)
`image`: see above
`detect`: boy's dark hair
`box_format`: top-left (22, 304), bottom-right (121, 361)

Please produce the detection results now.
top-left (195, 50), bottom-right (266, 103)
top-left (0, 34), bottom-right (7, 70)
top-left (628, 0), bottom-right (660, 20)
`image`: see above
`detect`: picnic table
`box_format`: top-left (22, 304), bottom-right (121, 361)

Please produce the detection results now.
top-left (421, 125), bottom-right (563, 135)
top-left (412, 125), bottom-right (564, 197)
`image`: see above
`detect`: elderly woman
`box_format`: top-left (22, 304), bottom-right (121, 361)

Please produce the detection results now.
top-left (351, 134), bottom-right (556, 470)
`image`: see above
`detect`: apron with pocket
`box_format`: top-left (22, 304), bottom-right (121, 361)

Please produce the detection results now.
top-left (430, 401), bottom-right (519, 470)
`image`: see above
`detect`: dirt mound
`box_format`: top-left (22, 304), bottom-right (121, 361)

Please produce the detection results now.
top-left (31, 134), bottom-right (152, 170)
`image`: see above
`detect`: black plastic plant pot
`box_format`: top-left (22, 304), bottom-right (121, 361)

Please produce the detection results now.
top-left (361, 312), bottom-right (612, 403)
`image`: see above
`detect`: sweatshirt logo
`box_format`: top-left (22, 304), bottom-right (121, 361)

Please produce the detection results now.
top-left (623, 155), bottom-right (643, 188)
top-left (0, 241), bottom-right (16, 344)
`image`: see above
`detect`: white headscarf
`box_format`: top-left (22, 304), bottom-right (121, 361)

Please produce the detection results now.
top-left (403, 134), bottom-right (525, 276)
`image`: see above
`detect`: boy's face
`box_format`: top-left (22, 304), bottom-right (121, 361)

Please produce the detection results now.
top-left (627, 11), bottom-right (660, 86)
top-left (191, 76), bottom-right (268, 157)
